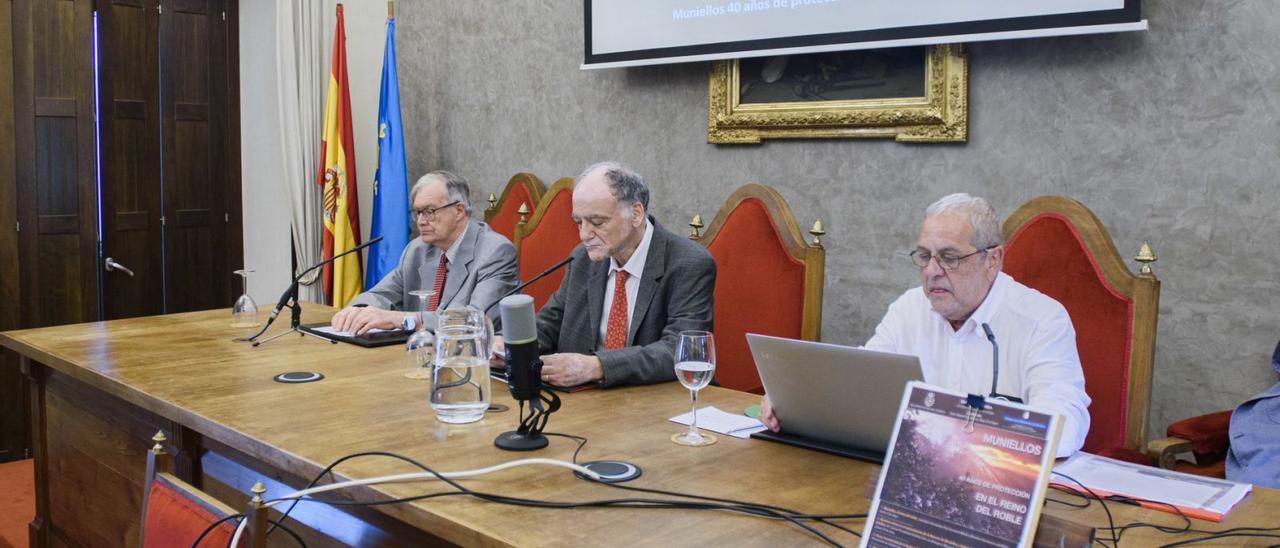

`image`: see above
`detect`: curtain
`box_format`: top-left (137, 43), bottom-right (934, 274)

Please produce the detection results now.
top-left (275, 1), bottom-right (326, 302)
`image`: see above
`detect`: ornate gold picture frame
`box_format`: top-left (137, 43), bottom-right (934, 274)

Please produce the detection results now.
top-left (707, 44), bottom-right (968, 144)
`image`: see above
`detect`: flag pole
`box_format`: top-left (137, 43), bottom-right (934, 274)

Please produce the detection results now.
top-left (388, 1), bottom-right (394, 18)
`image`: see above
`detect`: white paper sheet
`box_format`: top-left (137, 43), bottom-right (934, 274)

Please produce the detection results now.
top-left (669, 406), bottom-right (768, 439)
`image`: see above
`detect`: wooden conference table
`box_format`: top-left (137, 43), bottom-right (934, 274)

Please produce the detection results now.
top-left (2, 308), bottom-right (1278, 547)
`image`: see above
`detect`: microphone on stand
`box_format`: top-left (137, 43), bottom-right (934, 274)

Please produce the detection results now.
top-left (981, 323), bottom-right (1023, 404)
top-left (484, 255), bottom-right (575, 317)
top-left (494, 294), bottom-right (559, 451)
top-left (239, 236), bottom-right (384, 346)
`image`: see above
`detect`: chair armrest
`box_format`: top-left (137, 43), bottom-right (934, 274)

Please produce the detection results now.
top-left (1147, 437), bottom-right (1194, 469)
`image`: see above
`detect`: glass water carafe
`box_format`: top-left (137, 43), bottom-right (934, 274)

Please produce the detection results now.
top-left (429, 305), bottom-right (491, 423)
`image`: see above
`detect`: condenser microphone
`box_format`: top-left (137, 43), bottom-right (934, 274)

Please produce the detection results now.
top-left (498, 294), bottom-right (542, 401)
top-left (495, 293), bottom-right (560, 451)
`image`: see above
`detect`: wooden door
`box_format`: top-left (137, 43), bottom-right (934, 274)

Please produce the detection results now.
top-left (0, 0), bottom-right (30, 463)
top-left (159, 0), bottom-right (237, 313)
top-left (99, 0), bottom-right (164, 319)
top-left (12, 0), bottom-right (100, 329)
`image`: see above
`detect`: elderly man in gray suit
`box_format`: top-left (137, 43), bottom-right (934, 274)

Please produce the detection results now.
top-left (331, 170), bottom-right (519, 335)
top-left (494, 162), bottom-right (716, 388)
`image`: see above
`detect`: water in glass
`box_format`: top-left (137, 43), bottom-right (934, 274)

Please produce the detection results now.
top-left (672, 330), bottom-right (717, 446)
top-left (430, 321), bottom-right (490, 423)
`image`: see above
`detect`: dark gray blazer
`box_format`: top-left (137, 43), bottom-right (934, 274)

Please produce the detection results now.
top-left (351, 220), bottom-right (519, 323)
top-left (535, 217), bottom-right (715, 387)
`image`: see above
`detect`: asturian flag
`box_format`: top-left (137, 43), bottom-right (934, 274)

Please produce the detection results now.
top-left (366, 16), bottom-right (409, 290)
top-left (318, 4), bottom-right (363, 307)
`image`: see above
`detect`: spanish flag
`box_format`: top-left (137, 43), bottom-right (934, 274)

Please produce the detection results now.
top-left (318, 4), bottom-right (362, 307)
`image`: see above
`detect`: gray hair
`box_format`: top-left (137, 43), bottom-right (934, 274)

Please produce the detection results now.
top-left (925, 193), bottom-right (1003, 249)
top-left (410, 170), bottom-right (471, 215)
top-left (579, 161), bottom-right (649, 217)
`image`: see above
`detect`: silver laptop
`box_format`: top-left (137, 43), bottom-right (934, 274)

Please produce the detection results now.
top-left (747, 333), bottom-right (923, 462)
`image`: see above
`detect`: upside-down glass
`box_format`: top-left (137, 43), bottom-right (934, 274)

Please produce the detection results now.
top-left (404, 290), bottom-right (436, 379)
top-left (230, 269), bottom-right (258, 328)
top-left (672, 330), bottom-right (717, 446)
top-left (430, 305), bottom-right (491, 423)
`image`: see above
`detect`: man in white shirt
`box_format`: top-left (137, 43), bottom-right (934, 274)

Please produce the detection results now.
top-left (760, 193), bottom-right (1091, 457)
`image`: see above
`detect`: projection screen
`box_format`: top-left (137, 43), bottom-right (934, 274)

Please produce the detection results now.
top-left (584, 0), bottom-right (1145, 69)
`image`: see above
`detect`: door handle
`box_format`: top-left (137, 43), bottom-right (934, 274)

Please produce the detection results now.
top-left (105, 257), bottom-right (135, 277)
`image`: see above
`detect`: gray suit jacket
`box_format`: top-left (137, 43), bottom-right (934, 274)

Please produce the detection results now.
top-left (351, 220), bottom-right (518, 323)
top-left (535, 217), bottom-right (716, 387)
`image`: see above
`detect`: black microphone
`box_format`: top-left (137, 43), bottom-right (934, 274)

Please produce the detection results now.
top-left (498, 294), bottom-right (542, 401)
top-left (484, 255), bottom-right (574, 316)
top-left (495, 292), bottom-right (560, 451)
top-left (241, 236), bottom-right (383, 342)
top-left (981, 323), bottom-right (1023, 403)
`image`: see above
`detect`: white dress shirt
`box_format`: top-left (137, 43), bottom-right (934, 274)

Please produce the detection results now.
top-left (865, 272), bottom-right (1091, 457)
top-left (598, 219), bottom-right (654, 349)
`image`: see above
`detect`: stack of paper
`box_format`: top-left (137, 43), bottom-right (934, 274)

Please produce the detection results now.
top-left (669, 406), bottom-right (767, 438)
top-left (1053, 452), bottom-right (1253, 522)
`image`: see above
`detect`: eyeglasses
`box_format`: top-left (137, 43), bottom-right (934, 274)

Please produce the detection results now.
top-left (411, 200), bottom-right (460, 220)
top-left (909, 245), bottom-right (997, 270)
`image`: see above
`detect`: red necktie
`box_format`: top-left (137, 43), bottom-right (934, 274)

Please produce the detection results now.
top-left (604, 270), bottom-right (630, 350)
top-left (428, 254), bottom-right (447, 311)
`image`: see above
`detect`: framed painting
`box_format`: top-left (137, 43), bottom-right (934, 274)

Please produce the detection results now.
top-left (707, 44), bottom-right (967, 144)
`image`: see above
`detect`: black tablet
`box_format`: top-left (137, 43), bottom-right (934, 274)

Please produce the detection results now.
top-left (298, 323), bottom-right (411, 348)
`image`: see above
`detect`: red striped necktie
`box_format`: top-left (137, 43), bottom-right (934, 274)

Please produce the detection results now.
top-left (428, 254), bottom-right (447, 311)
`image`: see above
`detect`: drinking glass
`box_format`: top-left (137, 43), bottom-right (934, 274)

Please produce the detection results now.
top-left (430, 305), bottom-right (491, 423)
top-left (404, 290), bottom-right (436, 379)
top-left (672, 330), bottom-right (717, 446)
top-left (230, 269), bottom-right (258, 328)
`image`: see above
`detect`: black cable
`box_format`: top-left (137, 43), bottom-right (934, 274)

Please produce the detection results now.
top-left (1051, 471), bottom-right (1118, 547)
top-left (1049, 479), bottom-right (1280, 547)
top-left (543, 430), bottom-right (862, 537)
top-left (265, 448), bottom-right (852, 546)
top-left (188, 513), bottom-right (305, 548)
top-left (1158, 532), bottom-right (1280, 547)
top-left (191, 513), bottom-right (241, 548)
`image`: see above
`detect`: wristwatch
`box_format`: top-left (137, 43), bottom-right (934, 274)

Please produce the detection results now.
top-left (402, 313), bottom-right (416, 331)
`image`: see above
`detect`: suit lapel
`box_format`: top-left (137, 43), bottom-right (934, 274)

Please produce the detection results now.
top-left (587, 260), bottom-right (608, 348)
top-left (439, 221), bottom-right (478, 309)
top-left (628, 218), bottom-right (666, 345)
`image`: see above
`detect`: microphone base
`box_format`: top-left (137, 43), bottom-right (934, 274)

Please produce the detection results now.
top-left (494, 431), bottom-right (549, 451)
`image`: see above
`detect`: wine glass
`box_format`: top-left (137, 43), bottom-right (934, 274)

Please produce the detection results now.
top-left (404, 290), bottom-right (436, 379)
top-left (672, 330), bottom-right (717, 446)
top-left (230, 269), bottom-right (258, 328)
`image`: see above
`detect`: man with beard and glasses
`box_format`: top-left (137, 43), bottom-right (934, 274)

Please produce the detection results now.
top-left (760, 193), bottom-right (1091, 457)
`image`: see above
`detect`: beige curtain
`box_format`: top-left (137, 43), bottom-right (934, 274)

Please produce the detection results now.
top-left (274, 0), bottom-right (326, 302)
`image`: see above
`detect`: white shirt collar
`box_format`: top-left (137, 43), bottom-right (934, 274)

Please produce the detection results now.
top-left (937, 271), bottom-right (1008, 336)
top-left (443, 220), bottom-right (470, 263)
top-left (611, 218), bottom-right (654, 278)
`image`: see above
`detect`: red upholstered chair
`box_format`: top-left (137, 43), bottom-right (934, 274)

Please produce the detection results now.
top-left (484, 172), bottom-right (546, 244)
top-left (141, 431), bottom-right (268, 548)
top-left (1001, 196), bottom-right (1160, 460)
top-left (1148, 411), bottom-right (1233, 478)
top-left (692, 183), bottom-right (825, 394)
top-left (513, 177), bottom-right (578, 310)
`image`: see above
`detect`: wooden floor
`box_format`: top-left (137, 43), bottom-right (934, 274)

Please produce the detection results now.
top-left (0, 458), bottom-right (33, 548)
